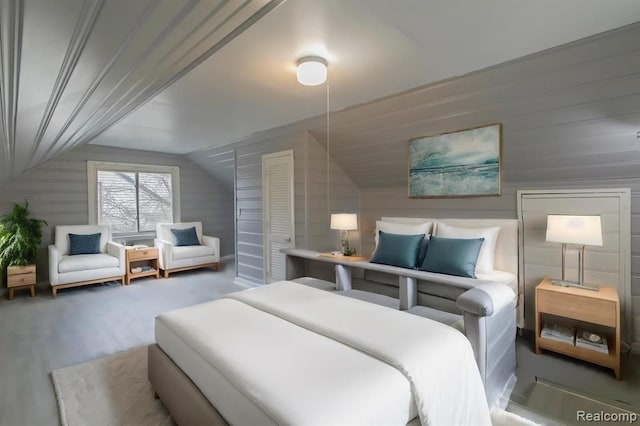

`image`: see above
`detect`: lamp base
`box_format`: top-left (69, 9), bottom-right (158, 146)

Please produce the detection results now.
top-left (550, 279), bottom-right (599, 291)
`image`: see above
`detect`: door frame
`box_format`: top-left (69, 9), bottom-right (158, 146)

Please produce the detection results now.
top-left (262, 150), bottom-right (295, 283)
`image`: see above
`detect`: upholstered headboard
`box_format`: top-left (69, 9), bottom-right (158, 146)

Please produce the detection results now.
top-left (380, 217), bottom-right (519, 276)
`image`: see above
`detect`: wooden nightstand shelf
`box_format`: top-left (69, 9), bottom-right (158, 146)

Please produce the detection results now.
top-left (535, 278), bottom-right (620, 379)
top-left (125, 247), bottom-right (159, 284)
top-left (7, 264), bottom-right (36, 300)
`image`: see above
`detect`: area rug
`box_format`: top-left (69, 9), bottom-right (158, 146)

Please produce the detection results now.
top-left (51, 346), bottom-right (172, 426)
top-left (52, 346), bottom-right (538, 426)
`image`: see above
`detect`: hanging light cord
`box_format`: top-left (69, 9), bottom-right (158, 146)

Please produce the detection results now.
top-left (326, 83), bottom-right (331, 218)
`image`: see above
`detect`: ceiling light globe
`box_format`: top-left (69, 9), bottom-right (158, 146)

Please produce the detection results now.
top-left (296, 56), bottom-right (327, 86)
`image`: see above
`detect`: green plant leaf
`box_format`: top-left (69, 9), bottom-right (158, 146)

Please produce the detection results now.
top-left (0, 201), bottom-right (46, 269)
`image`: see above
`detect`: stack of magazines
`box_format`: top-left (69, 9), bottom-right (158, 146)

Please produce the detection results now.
top-left (541, 323), bottom-right (575, 345)
top-left (576, 329), bottom-right (609, 354)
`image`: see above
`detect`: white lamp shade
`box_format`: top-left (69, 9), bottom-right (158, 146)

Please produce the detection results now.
top-left (545, 215), bottom-right (603, 246)
top-left (296, 57), bottom-right (327, 86)
top-left (330, 213), bottom-right (358, 231)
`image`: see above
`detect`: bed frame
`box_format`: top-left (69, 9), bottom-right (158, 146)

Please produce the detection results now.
top-left (149, 341), bottom-right (425, 426)
top-left (148, 344), bottom-right (228, 425)
top-left (149, 218), bottom-right (519, 422)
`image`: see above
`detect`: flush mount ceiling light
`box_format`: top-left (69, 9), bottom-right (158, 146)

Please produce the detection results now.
top-left (296, 56), bottom-right (328, 86)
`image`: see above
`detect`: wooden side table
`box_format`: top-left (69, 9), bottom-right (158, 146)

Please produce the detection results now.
top-left (7, 264), bottom-right (36, 300)
top-left (125, 247), bottom-right (159, 284)
top-left (318, 252), bottom-right (369, 262)
top-left (535, 278), bottom-right (620, 379)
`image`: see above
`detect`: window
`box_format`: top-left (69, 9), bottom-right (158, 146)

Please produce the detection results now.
top-left (88, 161), bottom-right (180, 235)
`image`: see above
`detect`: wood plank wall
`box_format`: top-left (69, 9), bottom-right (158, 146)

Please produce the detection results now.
top-left (343, 25), bottom-right (640, 347)
top-left (191, 130), bottom-right (359, 284)
top-left (306, 133), bottom-right (360, 254)
top-left (187, 24), bottom-right (640, 347)
top-left (0, 144), bottom-right (234, 285)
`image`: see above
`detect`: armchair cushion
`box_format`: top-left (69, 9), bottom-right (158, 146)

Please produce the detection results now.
top-left (155, 222), bottom-right (219, 275)
top-left (173, 245), bottom-right (214, 261)
top-left (68, 233), bottom-right (102, 255)
top-left (49, 225), bottom-right (125, 292)
top-left (55, 225), bottom-right (112, 255)
top-left (58, 253), bottom-right (120, 273)
top-left (157, 222), bottom-right (203, 244)
top-left (171, 226), bottom-right (200, 247)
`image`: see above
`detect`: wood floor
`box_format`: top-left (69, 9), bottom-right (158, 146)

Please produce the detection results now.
top-left (1, 261), bottom-right (638, 425)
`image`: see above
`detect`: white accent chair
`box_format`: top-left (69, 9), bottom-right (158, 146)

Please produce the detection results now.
top-left (48, 225), bottom-right (125, 298)
top-left (155, 222), bottom-right (220, 278)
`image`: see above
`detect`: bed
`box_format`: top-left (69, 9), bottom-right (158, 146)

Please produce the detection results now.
top-left (149, 281), bottom-right (491, 425)
top-left (283, 217), bottom-right (519, 408)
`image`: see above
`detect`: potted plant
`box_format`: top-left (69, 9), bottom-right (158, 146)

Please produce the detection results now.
top-left (0, 201), bottom-right (47, 270)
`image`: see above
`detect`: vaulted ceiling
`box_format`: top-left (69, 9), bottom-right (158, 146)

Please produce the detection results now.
top-left (0, 0), bottom-right (281, 181)
top-left (2, 0), bottom-right (640, 182)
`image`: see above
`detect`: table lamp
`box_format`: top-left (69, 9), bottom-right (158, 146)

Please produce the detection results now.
top-left (545, 215), bottom-right (602, 291)
top-left (330, 213), bottom-right (358, 256)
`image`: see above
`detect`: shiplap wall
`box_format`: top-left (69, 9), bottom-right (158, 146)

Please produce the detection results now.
top-left (314, 24), bottom-right (640, 190)
top-left (232, 131), bottom-right (306, 283)
top-left (306, 133), bottom-right (360, 253)
top-left (517, 189), bottom-right (631, 340)
top-left (341, 25), bottom-right (640, 348)
top-left (192, 130), bottom-right (358, 284)
top-left (0, 144), bottom-right (234, 285)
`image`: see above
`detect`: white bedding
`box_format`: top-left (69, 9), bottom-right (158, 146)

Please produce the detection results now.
top-left (156, 281), bottom-right (490, 425)
top-left (476, 270), bottom-right (518, 292)
top-left (156, 298), bottom-right (416, 425)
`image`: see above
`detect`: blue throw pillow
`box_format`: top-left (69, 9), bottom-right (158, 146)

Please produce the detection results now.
top-left (416, 235), bottom-right (430, 267)
top-left (420, 236), bottom-right (484, 278)
top-left (68, 233), bottom-right (101, 256)
top-left (171, 226), bottom-right (200, 246)
top-left (370, 231), bottom-right (425, 269)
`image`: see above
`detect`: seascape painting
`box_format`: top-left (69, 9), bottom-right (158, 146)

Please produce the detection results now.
top-left (409, 123), bottom-right (501, 198)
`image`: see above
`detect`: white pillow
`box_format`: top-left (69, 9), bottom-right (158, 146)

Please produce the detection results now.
top-left (435, 222), bottom-right (501, 274)
top-left (375, 221), bottom-right (433, 246)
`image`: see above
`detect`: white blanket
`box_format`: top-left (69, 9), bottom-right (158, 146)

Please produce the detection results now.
top-left (227, 281), bottom-right (491, 426)
top-left (157, 298), bottom-right (415, 425)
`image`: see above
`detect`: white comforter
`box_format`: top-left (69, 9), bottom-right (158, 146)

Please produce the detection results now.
top-left (157, 281), bottom-right (490, 425)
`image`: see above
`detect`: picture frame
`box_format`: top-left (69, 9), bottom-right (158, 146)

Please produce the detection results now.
top-left (408, 123), bottom-right (502, 198)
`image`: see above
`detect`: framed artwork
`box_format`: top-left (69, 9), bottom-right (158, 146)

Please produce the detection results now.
top-left (408, 123), bottom-right (502, 198)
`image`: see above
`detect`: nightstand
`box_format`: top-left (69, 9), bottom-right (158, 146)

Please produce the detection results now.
top-left (125, 247), bottom-right (159, 284)
top-left (535, 278), bottom-right (620, 379)
top-left (7, 264), bottom-right (36, 300)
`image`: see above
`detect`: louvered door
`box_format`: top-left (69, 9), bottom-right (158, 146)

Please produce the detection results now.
top-left (262, 150), bottom-right (295, 283)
